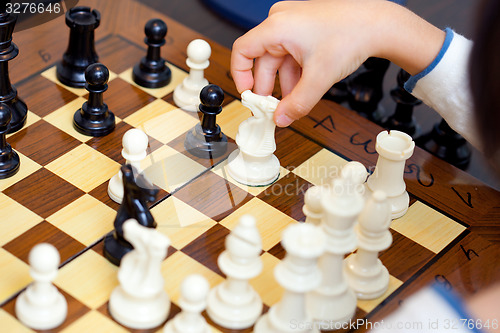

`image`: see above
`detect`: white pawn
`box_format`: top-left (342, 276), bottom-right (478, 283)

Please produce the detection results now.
top-left (303, 185), bottom-right (324, 226)
top-left (254, 223), bottom-right (325, 333)
top-left (109, 219), bottom-right (171, 329)
top-left (15, 243), bottom-right (67, 330)
top-left (207, 215), bottom-right (263, 329)
top-left (345, 190), bottom-right (392, 299)
top-left (164, 274), bottom-right (210, 333)
top-left (173, 39), bottom-right (211, 111)
top-left (365, 130), bottom-right (415, 219)
top-left (108, 128), bottom-right (149, 203)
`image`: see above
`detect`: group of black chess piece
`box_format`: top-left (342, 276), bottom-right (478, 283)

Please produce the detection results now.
top-left (0, 4), bottom-right (229, 266)
top-left (326, 57), bottom-right (471, 170)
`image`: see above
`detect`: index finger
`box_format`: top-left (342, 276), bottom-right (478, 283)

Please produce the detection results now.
top-left (230, 23), bottom-right (286, 94)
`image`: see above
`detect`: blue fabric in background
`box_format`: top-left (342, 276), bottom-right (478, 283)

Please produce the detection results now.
top-left (202, 0), bottom-right (408, 30)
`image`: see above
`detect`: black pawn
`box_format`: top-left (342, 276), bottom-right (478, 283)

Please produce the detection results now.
top-left (416, 119), bottom-right (471, 170)
top-left (0, 103), bottom-right (20, 178)
top-left (184, 84), bottom-right (228, 159)
top-left (347, 57), bottom-right (390, 124)
top-left (56, 7), bottom-right (100, 88)
top-left (104, 164), bottom-right (159, 266)
top-left (132, 19), bottom-right (171, 88)
top-left (73, 63), bottom-right (115, 136)
top-left (384, 69), bottom-right (422, 139)
top-left (0, 11), bottom-right (28, 133)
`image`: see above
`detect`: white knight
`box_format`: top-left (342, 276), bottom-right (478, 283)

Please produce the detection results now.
top-left (227, 90), bottom-right (280, 186)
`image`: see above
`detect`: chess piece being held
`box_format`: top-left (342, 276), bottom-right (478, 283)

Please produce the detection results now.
top-left (73, 63), bottom-right (115, 137)
top-left (173, 39), bottom-right (211, 111)
top-left (15, 243), bottom-right (67, 330)
top-left (108, 128), bottom-right (149, 203)
top-left (0, 103), bottom-right (20, 179)
top-left (365, 130), bottom-right (415, 219)
top-left (109, 219), bottom-right (171, 329)
top-left (0, 9), bottom-right (28, 133)
top-left (227, 90), bottom-right (280, 186)
top-left (184, 84), bottom-right (227, 159)
top-left (56, 6), bottom-right (100, 88)
top-left (133, 19), bottom-right (171, 88)
top-left (104, 164), bottom-right (159, 266)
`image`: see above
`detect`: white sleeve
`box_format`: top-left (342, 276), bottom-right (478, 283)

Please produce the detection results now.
top-left (404, 29), bottom-right (482, 151)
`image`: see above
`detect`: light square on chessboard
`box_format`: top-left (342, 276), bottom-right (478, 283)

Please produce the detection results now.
top-left (152, 196), bottom-right (216, 250)
top-left (211, 160), bottom-right (290, 196)
top-left (54, 250), bottom-right (118, 309)
top-left (123, 99), bottom-right (199, 144)
top-left (250, 252), bottom-right (283, 306)
top-left (356, 275), bottom-right (403, 313)
top-left (390, 201), bottom-right (466, 254)
top-left (0, 152), bottom-right (41, 191)
top-left (6, 112), bottom-right (41, 139)
top-left (46, 144), bottom-right (120, 193)
top-left (0, 249), bottom-right (31, 302)
top-left (0, 193), bottom-right (43, 247)
top-left (46, 194), bottom-right (115, 247)
top-left (162, 251), bottom-right (224, 304)
top-left (217, 99), bottom-right (253, 140)
top-left (142, 145), bottom-right (206, 193)
top-left (41, 66), bottom-right (118, 97)
top-left (119, 65), bottom-right (187, 99)
top-left (0, 309), bottom-right (33, 333)
top-left (43, 97), bottom-right (94, 143)
top-left (61, 310), bottom-right (127, 333)
top-left (292, 148), bottom-right (349, 186)
top-left (219, 197), bottom-right (298, 251)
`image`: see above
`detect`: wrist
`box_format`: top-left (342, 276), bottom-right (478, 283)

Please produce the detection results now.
top-left (371, 1), bottom-right (446, 75)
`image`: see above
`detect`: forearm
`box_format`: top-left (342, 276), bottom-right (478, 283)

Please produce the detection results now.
top-left (370, 1), bottom-right (446, 76)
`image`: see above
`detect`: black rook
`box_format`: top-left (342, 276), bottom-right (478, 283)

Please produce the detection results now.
top-left (56, 6), bottom-right (100, 88)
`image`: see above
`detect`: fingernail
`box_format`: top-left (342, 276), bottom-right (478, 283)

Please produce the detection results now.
top-left (276, 114), bottom-right (293, 127)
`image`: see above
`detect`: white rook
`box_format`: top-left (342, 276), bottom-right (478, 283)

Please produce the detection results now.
top-left (366, 130), bottom-right (415, 219)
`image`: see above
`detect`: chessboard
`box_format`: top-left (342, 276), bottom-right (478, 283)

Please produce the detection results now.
top-left (1, 0), bottom-right (499, 332)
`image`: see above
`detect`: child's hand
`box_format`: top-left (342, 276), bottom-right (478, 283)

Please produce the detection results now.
top-left (231, 0), bottom-right (445, 127)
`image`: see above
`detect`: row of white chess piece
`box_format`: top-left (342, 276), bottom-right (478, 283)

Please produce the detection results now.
top-left (15, 162), bottom-right (413, 333)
